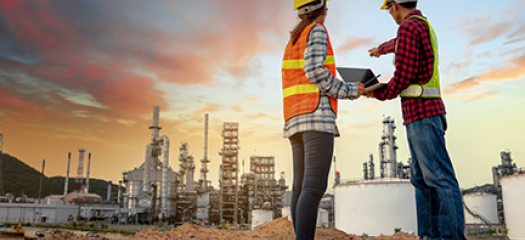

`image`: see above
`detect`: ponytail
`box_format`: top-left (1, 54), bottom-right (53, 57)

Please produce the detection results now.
top-left (290, 1), bottom-right (326, 46)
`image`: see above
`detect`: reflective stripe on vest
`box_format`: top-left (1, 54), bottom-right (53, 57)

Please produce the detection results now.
top-left (282, 22), bottom-right (338, 121)
top-left (282, 55), bottom-right (335, 69)
top-left (398, 15), bottom-right (441, 99)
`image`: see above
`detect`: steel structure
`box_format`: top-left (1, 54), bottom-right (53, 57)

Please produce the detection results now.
top-left (121, 106), bottom-right (179, 224)
top-left (219, 122), bottom-right (239, 224)
top-left (378, 117), bottom-right (398, 178)
top-left (491, 151), bottom-right (518, 224)
top-left (239, 156), bottom-right (287, 224)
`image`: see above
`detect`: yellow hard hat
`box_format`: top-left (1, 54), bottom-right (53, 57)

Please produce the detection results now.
top-left (380, 0), bottom-right (392, 10)
top-left (381, 0), bottom-right (417, 10)
top-left (293, 0), bottom-right (329, 10)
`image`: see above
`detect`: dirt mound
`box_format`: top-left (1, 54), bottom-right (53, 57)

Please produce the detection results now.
top-left (125, 217), bottom-right (417, 240)
top-left (42, 231), bottom-right (109, 240)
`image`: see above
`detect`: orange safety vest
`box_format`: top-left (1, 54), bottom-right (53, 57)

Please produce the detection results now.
top-left (282, 22), bottom-right (337, 121)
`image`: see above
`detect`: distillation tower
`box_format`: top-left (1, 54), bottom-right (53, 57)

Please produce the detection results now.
top-left (121, 106), bottom-right (179, 224)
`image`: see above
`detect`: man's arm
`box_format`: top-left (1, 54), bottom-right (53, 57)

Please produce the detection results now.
top-left (374, 22), bottom-right (420, 100)
top-left (368, 38), bottom-right (396, 57)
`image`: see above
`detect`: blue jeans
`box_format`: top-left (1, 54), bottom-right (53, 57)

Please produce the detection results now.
top-left (289, 131), bottom-right (334, 240)
top-left (406, 115), bottom-right (466, 240)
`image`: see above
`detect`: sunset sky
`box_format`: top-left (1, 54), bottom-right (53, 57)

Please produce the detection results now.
top-left (1, 0), bottom-right (524, 195)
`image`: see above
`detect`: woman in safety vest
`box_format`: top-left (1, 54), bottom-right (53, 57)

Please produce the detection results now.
top-left (282, 0), bottom-right (364, 239)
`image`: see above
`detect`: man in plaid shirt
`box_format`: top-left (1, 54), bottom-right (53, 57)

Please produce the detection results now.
top-left (368, 1), bottom-right (466, 239)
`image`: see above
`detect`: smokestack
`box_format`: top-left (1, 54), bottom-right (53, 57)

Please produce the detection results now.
top-left (64, 152), bottom-right (71, 196)
top-left (38, 159), bottom-right (45, 204)
top-left (85, 153), bottom-right (91, 193)
top-left (118, 180), bottom-right (122, 204)
top-left (107, 181), bottom-right (112, 201)
top-left (78, 148), bottom-right (86, 177)
top-left (0, 122), bottom-right (4, 153)
top-left (201, 113), bottom-right (210, 191)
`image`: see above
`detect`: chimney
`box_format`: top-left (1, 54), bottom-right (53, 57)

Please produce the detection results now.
top-left (38, 159), bottom-right (45, 204)
top-left (85, 153), bottom-right (91, 193)
top-left (107, 181), bottom-right (112, 201)
top-left (64, 152), bottom-right (71, 196)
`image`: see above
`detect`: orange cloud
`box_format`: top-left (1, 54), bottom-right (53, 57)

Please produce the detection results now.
top-left (478, 55), bottom-right (525, 82)
top-left (232, 96), bottom-right (260, 112)
top-left (336, 37), bottom-right (375, 53)
top-left (244, 113), bottom-right (280, 121)
top-left (443, 77), bottom-right (481, 95)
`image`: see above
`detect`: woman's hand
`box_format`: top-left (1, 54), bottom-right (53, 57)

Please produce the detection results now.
top-left (354, 83), bottom-right (366, 99)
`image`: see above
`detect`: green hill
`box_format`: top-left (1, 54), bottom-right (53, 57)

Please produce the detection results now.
top-left (0, 152), bottom-right (120, 199)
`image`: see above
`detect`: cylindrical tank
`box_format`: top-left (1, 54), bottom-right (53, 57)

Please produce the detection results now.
top-left (463, 192), bottom-right (498, 224)
top-left (282, 206), bottom-right (292, 221)
top-left (500, 174), bottom-right (525, 240)
top-left (317, 208), bottom-right (329, 227)
top-left (127, 180), bottom-right (142, 209)
top-left (251, 209), bottom-right (273, 230)
top-left (334, 179), bottom-right (416, 236)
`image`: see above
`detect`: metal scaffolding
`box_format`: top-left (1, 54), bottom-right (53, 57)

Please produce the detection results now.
top-left (219, 122), bottom-right (239, 224)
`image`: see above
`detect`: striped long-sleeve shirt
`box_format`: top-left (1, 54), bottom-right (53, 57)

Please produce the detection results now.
top-left (283, 24), bottom-right (358, 138)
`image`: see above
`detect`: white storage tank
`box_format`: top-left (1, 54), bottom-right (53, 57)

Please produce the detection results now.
top-left (334, 178), bottom-right (416, 236)
top-left (282, 206), bottom-right (292, 221)
top-left (500, 174), bottom-right (525, 240)
top-left (251, 209), bottom-right (273, 230)
top-left (463, 192), bottom-right (498, 224)
top-left (317, 208), bottom-right (329, 227)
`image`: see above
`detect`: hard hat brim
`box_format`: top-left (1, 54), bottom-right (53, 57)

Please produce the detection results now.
top-left (294, 0), bottom-right (329, 10)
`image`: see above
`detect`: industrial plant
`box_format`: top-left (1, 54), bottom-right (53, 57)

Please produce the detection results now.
top-left (0, 111), bottom-right (523, 240)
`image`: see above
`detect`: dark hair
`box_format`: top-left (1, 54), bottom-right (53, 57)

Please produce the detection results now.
top-left (290, 1), bottom-right (326, 46)
top-left (399, 2), bottom-right (417, 9)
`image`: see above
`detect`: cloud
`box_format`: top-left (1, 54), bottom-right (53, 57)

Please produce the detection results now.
top-left (462, 89), bottom-right (503, 103)
top-left (467, 23), bottom-right (513, 47)
top-left (232, 96), bottom-right (260, 112)
top-left (336, 37), bottom-right (375, 53)
top-left (444, 53), bottom-right (525, 98)
top-left (244, 113), bottom-right (281, 121)
top-left (443, 77), bottom-right (481, 95)
top-left (477, 55), bottom-right (525, 83)
top-left (459, 1), bottom-right (525, 47)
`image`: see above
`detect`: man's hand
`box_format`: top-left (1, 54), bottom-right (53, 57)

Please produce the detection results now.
top-left (354, 83), bottom-right (366, 99)
top-left (365, 91), bottom-right (374, 98)
top-left (368, 47), bottom-right (381, 58)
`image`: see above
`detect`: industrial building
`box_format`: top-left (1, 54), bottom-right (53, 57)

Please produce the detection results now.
top-left (116, 107), bottom-right (288, 226)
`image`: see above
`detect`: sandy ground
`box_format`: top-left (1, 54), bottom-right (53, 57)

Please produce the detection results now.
top-left (40, 217), bottom-right (420, 240)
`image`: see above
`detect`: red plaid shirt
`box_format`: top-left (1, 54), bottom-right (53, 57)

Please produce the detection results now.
top-left (374, 10), bottom-right (446, 125)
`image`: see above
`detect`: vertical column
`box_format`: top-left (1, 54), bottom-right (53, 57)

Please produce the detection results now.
top-left (85, 153), bottom-right (91, 193)
top-left (64, 153), bottom-right (71, 196)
